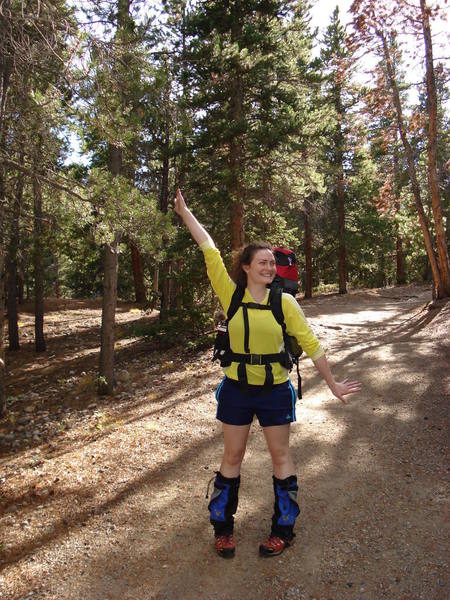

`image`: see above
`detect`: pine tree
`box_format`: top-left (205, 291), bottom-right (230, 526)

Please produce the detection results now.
top-left (186, 0), bottom-right (303, 250)
top-left (321, 7), bottom-right (359, 294)
top-left (363, 33), bottom-right (409, 285)
top-left (350, 0), bottom-right (449, 298)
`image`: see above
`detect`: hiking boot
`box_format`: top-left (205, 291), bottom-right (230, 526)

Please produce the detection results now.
top-left (215, 534), bottom-right (235, 558)
top-left (259, 534), bottom-right (292, 557)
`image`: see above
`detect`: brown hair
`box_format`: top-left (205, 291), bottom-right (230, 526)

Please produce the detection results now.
top-left (232, 241), bottom-right (274, 288)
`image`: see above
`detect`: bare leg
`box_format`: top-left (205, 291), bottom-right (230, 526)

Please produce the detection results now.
top-left (219, 423), bottom-right (251, 478)
top-left (263, 424), bottom-right (295, 479)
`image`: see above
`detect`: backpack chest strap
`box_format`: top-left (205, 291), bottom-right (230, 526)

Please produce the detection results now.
top-left (242, 302), bottom-right (272, 310)
top-left (239, 302), bottom-right (272, 355)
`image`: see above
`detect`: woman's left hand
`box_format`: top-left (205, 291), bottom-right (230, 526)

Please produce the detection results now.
top-left (330, 379), bottom-right (361, 404)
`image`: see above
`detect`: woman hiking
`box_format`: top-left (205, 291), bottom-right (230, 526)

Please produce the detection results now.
top-left (173, 189), bottom-right (361, 559)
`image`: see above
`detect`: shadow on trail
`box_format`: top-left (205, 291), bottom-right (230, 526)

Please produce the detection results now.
top-left (1, 421), bottom-right (222, 571)
top-left (14, 298), bottom-right (139, 316)
top-left (7, 315), bottom-right (157, 385)
top-left (0, 368), bottom-right (212, 464)
top-left (381, 302), bottom-right (448, 341)
top-left (306, 299), bottom-right (447, 381)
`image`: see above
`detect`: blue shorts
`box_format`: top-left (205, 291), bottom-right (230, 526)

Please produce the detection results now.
top-left (215, 377), bottom-right (297, 427)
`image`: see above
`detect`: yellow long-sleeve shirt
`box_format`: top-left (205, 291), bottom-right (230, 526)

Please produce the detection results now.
top-left (201, 240), bottom-right (324, 385)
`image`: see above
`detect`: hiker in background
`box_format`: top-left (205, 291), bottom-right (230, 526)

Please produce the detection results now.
top-left (173, 189), bottom-right (361, 559)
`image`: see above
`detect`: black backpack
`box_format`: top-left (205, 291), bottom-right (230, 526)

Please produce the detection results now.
top-left (212, 285), bottom-right (303, 398)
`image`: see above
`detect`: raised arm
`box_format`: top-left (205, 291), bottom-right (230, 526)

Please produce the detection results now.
top-left (173, 189), bottom-right (214, 247)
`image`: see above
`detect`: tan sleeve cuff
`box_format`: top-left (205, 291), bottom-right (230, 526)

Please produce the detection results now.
top-left (200, 240), bottom-right (215, 251)
top-left (310, 347), bottom-right (325, 361)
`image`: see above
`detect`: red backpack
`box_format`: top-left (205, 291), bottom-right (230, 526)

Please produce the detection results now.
top-left (272, 247), bottom-right (299, 296)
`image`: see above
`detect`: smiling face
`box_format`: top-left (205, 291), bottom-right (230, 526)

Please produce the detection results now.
top-left (242, 249), bottom-right (276, 287)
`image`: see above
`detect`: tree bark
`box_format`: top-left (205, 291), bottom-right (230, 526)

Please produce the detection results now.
top-left (230, 200), bottom-right (245, 250)
top-left (17, 265), bottom-right (25, 303)
top-left (33, 146), bottom-right (46, 353)
top-left (0, 3), bottom-right (13, 134)
top-left (420, 0), bottom-right (450, 295)
top-left (98, 233), bottom-right (121, 395)
top-left (0, 142), bottom-right (5, 416)
top-left (337, 176), bottom-right (347, 294)
top-left (304, 198), bottom-right (312, 299)
top-left (158, 262), bottom-right (170, 322)
top-left (52, 254), bottom-right (60, 298)
top-left (17, 270), bottom-right (24, 304)
top-left (396, 236), bottom-right (406, 284)
top-left (393, 140), bottom-right (406, 284)
top-left (7, 149), bottom-right (24, 351)
top-left (333, 83), bottom-right (347, 294)
top-left (379, 31), bottom-right (443, 298)
top-left (98, 141), bottom-right (122, 395)
top-left (159, 120), bottom-right (170, 321)
top-left (168, 261), bottom-right (178, 310)
top-left (130, 242), bottom-right (146, 303)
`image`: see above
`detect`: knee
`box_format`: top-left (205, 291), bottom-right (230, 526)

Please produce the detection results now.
top-left (270, 446), bottom-right (290, 467)
top-left (223, 446), bottom-right (246, 467)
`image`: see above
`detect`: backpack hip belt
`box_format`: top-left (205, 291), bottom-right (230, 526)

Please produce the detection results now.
top-left (228, 352), bottom-right (291, 368)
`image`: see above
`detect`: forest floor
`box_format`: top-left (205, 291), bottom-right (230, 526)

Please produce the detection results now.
top-left (0, 284), bottom-right (449, 600)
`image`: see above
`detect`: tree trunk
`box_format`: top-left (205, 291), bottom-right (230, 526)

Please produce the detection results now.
top-left (230, 200), bottom-right (245, 250)
top-left (0, 7), bottom-right (13, 133)
top-left (54, 255), bottom-right (61, 298)
top-left (17, 269), bottom-right (24, 304)
top-left (159, 262), bottom-right (170, 322)
top-left (304, 199), bottom-right (312, 299)
top-left (380, 31), bottom-right (443, 298)
top-left (33, 151), bottom-right (46, 353)
top-left (393, 138), bottom-right (406, 284)
top-left (376, 249), bottom-right (387, 288)
top-left (130, 242), bottom-right (146, 303)
top-left (153, 265), bottom-right (159, 295)
top-left (98, 142), bottom-right (123, 395)
top-left (229, 15), bottom-right (245, 251)
top-left (396, 236), bottom-right (406, 284)
top-left (0, 1), bottom-right (13, 416)
top-left (97, 0), bottom-right (136, 394)
top-left (98, 233), bottom-right (121, 395)
top-left (420, 0), bottom-right (450, 295)
top-left (159, 121), bottom-right (170, 322)
top-left (7, 149), bottom-right (24, 351)
top-left (123, 157), bottom-right (144, 303)
top-left (0, 141), bottom-right (5, 416)
top-left (334, 84), bottom-right (347, 294)
top-left (337, 177), bottom-right (347, 294)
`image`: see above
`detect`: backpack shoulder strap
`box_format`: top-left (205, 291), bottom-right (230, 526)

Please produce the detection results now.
top-left (227, 284), bottom-right (245, 321)
top-left (268, 286), bottom-right (285, 329)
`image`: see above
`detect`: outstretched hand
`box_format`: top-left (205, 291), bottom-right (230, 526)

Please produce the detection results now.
top-left (174, 188), bottom-right (187, 216)
top-left (330, 379), bottom-right (361, 404)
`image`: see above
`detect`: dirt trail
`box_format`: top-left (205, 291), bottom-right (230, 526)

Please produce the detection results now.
top-left (0, 285), bottom-right (448, 600)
